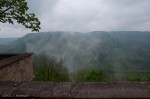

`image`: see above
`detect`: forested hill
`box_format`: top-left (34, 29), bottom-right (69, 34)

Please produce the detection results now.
top-left (0, 31), bottom-right (150, 76)
top-left (0, 38), bottom-right (19, 45)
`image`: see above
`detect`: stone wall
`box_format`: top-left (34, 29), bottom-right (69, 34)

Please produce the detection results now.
top-left (0, 53), bottom-right (33, 81)
top-left (0, 81), bottom-right (150, 98)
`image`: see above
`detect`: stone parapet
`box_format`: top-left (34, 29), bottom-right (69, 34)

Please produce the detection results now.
top-left (0, 53), bottom-right (33, 81)
top-left (0, 81), bottom-right (150, 98)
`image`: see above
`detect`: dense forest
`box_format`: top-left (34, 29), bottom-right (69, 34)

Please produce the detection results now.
top-left (0, 31), bottom-right (150, 80)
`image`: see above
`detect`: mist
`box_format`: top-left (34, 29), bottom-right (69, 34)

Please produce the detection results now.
top-left (0, 31), bottom-right (150, 79)
top-left (25, 32), bottom-right (101, 71)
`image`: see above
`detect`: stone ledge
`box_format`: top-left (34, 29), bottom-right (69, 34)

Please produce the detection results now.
top-left (0, 81), bottom-right (150, 98)
top-left (0, 53), bottom-right (33, 69)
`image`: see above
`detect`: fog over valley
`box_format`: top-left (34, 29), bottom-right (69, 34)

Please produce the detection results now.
top-left (0, 31), bottom-right (150, 78)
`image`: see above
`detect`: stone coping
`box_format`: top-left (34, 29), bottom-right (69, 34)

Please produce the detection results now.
top-left (0, 53), bottom-right (33, 69)
top-left (0, 81), bottom-right (150, 98)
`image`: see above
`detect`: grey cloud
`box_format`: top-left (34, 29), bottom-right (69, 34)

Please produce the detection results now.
top-left (1, 0), bottom-right (150, 37)
top-left (105, 0), bottom-right (142, 7)
top-left (26, 0), bottom-right (60, 16)
top-left (40, 0), bottom-right (150, 32)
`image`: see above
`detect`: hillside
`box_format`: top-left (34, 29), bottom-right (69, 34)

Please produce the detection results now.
top-left (0, 31), bottom-right (150, 77)
top-left (0, 38), bottom-right (19, 45)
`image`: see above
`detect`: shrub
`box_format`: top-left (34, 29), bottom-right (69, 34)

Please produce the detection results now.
top-left (33, 53), bottom-right (70, 82)
top-left (124, 75), bottom-right (150, 82)
top-left (72, 68), bottom-right (108, 82)
top-left (143, 75), bottom-right (150, 81)
top-left (125, 76), bottom-right (141, 82)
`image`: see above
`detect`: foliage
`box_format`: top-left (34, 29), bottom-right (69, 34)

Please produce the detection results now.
top-left (0, 0), bottom-right (40, 31)
top-left (123, 75), bottom-right (150, 82)
top-left (33, 53), bottom-right (70, 82)
top-left (144, 75), bottom-right (150, 81)
top-left (124, 76), bottom-right (141, 82)
top-left (72, 68), bottom-right (108, 82)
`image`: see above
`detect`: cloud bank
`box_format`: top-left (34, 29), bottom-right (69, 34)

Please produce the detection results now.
top-left (0, 0), bottom-right (150, 37)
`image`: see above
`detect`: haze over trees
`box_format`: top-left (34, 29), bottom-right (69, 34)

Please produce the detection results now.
top-left (0, 0), bottom-right (40, 32)
top-left (0, 31), bottom-right (150, 81)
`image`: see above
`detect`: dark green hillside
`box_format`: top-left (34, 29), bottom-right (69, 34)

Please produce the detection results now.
top-left (0, 31), bottom-right (150, 78)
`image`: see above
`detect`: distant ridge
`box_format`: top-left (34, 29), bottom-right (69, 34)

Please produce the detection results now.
top-left (0, 38), bottom-right (19, 45)
top-left (0, 31), bottom-right (150, 76)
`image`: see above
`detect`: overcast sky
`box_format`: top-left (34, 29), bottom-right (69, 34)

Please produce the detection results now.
top-left (0, 0), bottom-right (150, 38)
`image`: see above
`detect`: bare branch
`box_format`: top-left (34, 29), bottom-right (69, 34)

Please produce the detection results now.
top-left (1, 6), bottom-right (12, 14)
top-left (0, 18), bottom-right (5, 23)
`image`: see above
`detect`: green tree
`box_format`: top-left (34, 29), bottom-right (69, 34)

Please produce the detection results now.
top-left (0, 0), bottom-right (40, 31)
top-left (72, 68), bottom-right (108, 82)
top-left (33, 53), bottom-right (70, 82)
